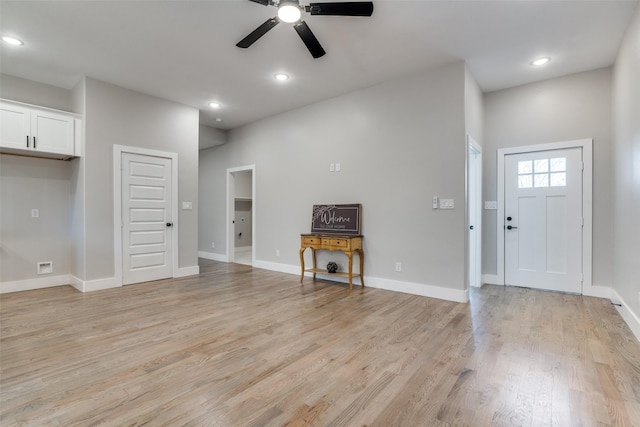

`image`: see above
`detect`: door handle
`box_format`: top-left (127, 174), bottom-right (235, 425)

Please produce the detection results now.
top-left (166, 222), bottom-right (173, 227)
top-left (469, 225), bottom-right (474, 230)
top-left (507, 225), bottom-right (518, 230)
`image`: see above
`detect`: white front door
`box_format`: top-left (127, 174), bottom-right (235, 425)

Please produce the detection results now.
top-left (504, 147), bottom-right (583, 293)
top-left (122, 152), bottom-right (173, 285)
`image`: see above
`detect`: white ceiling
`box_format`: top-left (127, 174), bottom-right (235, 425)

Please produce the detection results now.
top-left (0, 0), bottom-right (637, 131)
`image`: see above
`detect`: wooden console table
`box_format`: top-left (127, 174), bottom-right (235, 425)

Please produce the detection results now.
top-left (299, 234), bottom-right (364, 290)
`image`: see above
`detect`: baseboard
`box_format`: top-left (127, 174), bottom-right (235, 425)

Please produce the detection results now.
top-left (0, 274), bottom-right (71, 294)
top-left (482, 274), bottom-right (501, 285)
top-left (366, 276), bottom-right (468, 303)
top-left (175, 265), bottom-right (200, 278)
top-left (254, 260), bottom-right (468, 303)
top-left (583, 285), bottom-right (611, 299)
top-left (611, 289), bottom-right (640, 342)
top-left (71, 276), bottom-right (121, 293)
top-left (198, 251), bottom-right (228, 262)
top-left (253, 260), bottom-right (301, 275)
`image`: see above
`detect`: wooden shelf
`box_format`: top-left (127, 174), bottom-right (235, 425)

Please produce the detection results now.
top-left (305, 268), bottom-right (361, 279)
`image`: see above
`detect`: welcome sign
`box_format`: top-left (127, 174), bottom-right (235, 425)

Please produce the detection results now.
top-left (311, 204), bottom-right (361, 235)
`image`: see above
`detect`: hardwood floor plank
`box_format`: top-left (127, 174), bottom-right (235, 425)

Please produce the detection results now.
top-left (1, 260), bottom-right (639, 426)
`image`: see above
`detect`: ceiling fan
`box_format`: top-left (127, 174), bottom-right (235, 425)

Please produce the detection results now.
top-left (236, 0), bottom-right (374, 59)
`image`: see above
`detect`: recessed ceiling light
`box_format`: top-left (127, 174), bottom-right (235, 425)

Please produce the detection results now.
top-left (274, 73), bottom-right (290, 81)
top-left (531, 57), bottom-right (551, 66)
top-left (2, 36), bottom-right (24, 46)
top-left (209, 101), bottom-right (221, 109)
top-left (215, 118), bottom-right (223, 123)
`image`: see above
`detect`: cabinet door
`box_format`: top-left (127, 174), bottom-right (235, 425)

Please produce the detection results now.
top-left (31, 109), bottom-right (75, 155)
top-left (0, 102), bottom-right (31, 150)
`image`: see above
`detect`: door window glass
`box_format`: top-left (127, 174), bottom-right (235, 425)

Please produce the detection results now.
top-left (518, 157), bottom-right (566, 188)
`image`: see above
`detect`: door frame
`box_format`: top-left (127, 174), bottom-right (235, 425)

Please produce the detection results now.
top-left (226, 165), bottom-right (256, 265)
top-left (496, 139), bottom-right (593, 293)
top-left (113, 145), bottom-right (179, 285)
top-left (466, 135), bottom-right (482, 289)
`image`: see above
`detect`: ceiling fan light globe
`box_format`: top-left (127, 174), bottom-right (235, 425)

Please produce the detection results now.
top-left (278, 3), bottom-right (302, 23)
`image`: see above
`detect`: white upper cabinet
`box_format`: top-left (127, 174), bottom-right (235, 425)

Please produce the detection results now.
top-left (0, 100), bottom-right (80, 159)
top-left (0, 102), bottom-right (31, 150)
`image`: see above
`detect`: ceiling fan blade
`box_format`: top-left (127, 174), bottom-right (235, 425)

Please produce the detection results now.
top-left (236, 17), bottom-right (280, 48)
top-left (305, 2), bottom-right (374, 16)
top-left (293, 21), bottom-right (326, 58)
top-left (248, 0), bottom-right (271, 6)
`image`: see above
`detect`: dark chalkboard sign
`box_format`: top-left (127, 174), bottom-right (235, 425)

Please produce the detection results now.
top-left (311, 204), bottom-right (361, 235)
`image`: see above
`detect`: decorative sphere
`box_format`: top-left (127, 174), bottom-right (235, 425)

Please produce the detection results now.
top-left (327, 262), bottom-right (338, 273)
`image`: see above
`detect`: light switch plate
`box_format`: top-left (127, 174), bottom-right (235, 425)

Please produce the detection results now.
top-left (182, 201), bottom-right (193, 210)
top-left (440, 199), bottom-right (454, 209)
top-left (484, 201), bottom-right (497, 210)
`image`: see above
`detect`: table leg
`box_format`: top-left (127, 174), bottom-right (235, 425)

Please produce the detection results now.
top-left (311, 248), bottom-right (317, 280)
top-left (347, 251), bottom-right (354, 290)
top-left (299, 247), bottom-right (306, 284)
top-left (359, 249), bottom-right (365, 287)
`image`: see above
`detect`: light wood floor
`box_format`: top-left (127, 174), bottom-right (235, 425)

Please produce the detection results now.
top-left (1, 259), bottom-right (639, 426)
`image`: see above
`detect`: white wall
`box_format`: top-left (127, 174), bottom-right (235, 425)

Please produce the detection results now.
top-left (0, 73), bottom-right (73, 112)
top-left (483, 68), bottom-right (614, 288)
top-left (199, 124), bottom-right (227, 150)
top-left (200, 62), bottom-right (469, 300)
top-left (0, 76), bottom-right (76, 285)
top-left (465, 67), bottom-right (484, 143)
top-left (0, 155), bottom-right (72, 283)
top-left (0, 76), bottom-right (200, 289)
top-left (82, 78), bottom-right (200, 282)
top-left (612, 4), bottom-right (640, 336)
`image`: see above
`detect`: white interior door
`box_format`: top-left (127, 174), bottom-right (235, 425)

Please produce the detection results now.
top-left (122, 152), bottom-right (173, 285)
top-left (504, 148), bottom-right (583, 293)
top-left (468, 139), bottom-right (482, 288)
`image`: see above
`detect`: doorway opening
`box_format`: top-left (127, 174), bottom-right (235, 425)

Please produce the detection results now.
top-left (226, 165), bottom-right (255, 266)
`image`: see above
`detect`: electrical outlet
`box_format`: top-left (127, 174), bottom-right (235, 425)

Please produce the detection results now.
top-left (335, 163), bottom-right (341, 172)
top-left (31, 208), bottom-right (39, 218)
top-left (276, 249), bottom-right (280, 257)
top-left (211, 242), bottom-right (215, 248)
top-left (432, 196), bottom-right (439, 209)
top-left (329, 163), bottom-right (335, 172)
top-left (395, 262), bottom-right (402, 272)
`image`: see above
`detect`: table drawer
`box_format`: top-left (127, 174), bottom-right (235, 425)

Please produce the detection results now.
top-left (330, 238), bottom-right (349, 249)
top-left (302, 236), bottom-right (321, 247)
